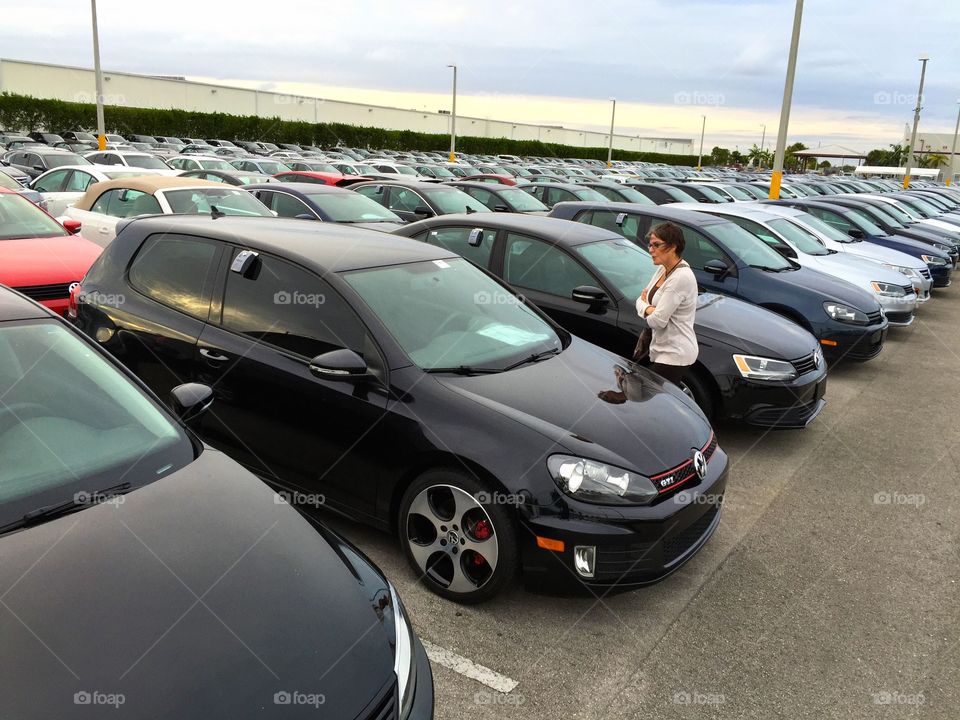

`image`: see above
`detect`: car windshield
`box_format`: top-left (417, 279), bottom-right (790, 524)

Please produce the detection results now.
top-left (879, 201), bottom-right (919, 223)
top-left (861, 204), bottom-right (904, 228)
top-left (711, 221), bottom-right (792, 270)
top-left (126, 155), bottom-right (169, 170)
top-left (690, 185), bottom-right (729, 202)
top-left (613, 186), bottom-right (654, 204)
top-left (768, 218), bottom-right (829, 255)
top-left (0, 322), bottom-right (192, 526)
top-left (162, 188), bottom-right (272, 216)
top-left (845, 208), bottom-right (886, 236)
top-left (426, 188), bottom-right (493, 214)
top-left (0, 172), bottom-right (20, 190)
top-left (343, 257), bottom-right (562, 370)
top-left (258, 161), bottom-right (291, 174)
top-left (0, 193), bottom-right (68, 239)
top-left (47, 154), bottom-right (90, 168)
top-left (497, 187), bottom-right (547, 211)
top-left (396, 165), bottom-right (419, 176)
top-left (306, 192), bottom-right (401, 222)
top-left (198, 159), bottom-right (233, 170)
top-left (103, 170), bottom-right (147, 180)
top-left (897, 197), bottom-right (936, 217)
top-left (575, 238), bottom-right (653, 299)
top-left (719, 185), bottom-right (754, 200)
top-left (303, 163), bottom-right (338, 172)
top-left (663, 186), bottom-right (698, 202)
top-left (236, 174), bottom-right (275, 185)
top-left (428, 166), bottom-right (456, 178)
top-left (789, 211), bottom-right (852, 242)
top-left (573, 188), bottom-right (610, 202)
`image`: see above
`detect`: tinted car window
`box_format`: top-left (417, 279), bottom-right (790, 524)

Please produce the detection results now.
top-left (33, 169), bottom-right (71, 192)
top-left (676, 226), bottom-right (730, 269)
top-left (388, 187), bottom-right (426, 212)
top-left (221, 253), bottom-right (367, 359)
top-left (421, 226), bottom-right (496, 268)
top-left (64, 170), bottom-right (97, 192)
top-left (355, 185), bottom-right (388, 206)
top-left (129, 234), bottom-right (220, 318)
top-left (91, 188), bottom-right (117, 214)
top-left (503, 233), bottom-right (597, 297)
top-left (578, 209), bottom-right (644, 242)
top-left (270, 192), bottom-right (314, 218)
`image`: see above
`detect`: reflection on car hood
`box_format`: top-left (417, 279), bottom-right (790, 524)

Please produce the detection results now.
top-left (767, 265), bottom-right (880, 312)
top-left (437, 338), bottom-right (712, 476)
top-left (694, 292), bottom-right (818, 359)
top-left (0, 448), bottom-right (393, 718)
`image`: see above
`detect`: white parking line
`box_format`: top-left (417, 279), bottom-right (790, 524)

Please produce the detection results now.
top-left (422, 639), bottom-right (519, 694)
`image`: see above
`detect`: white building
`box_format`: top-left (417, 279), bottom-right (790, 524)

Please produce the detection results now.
top-left (0, 58), bottom-right (694, 154)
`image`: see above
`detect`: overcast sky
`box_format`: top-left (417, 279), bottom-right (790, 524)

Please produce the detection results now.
top-left (3, 0), bottom-right (959, 151)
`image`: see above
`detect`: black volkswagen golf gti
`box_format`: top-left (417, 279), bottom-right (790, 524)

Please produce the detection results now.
top-left (73, 216), bottom-right (728, 603)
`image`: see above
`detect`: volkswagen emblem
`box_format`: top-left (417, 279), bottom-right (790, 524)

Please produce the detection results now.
top-left (692, 450), bottom-right (707, 480)
top-left (813, 348), bottom-right (822, 369)
top-left (68, 282), bottom-right (80, 294)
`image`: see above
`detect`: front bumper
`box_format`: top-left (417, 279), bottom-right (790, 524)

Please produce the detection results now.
top-left (519, 447), bottom-right (728, 592)
top-left (820, 321), bottom-right (888, 362)
top-left (930, 264), bottom-right (952, 288)
top-left (738, 374), bottom-right (827, 428)
top-left (407, 637), bottom-right (435, 720)
top-left (877, 293), bottom-right (917, 326)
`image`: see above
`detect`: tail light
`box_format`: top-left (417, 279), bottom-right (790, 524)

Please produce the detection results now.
top-left (67, 281), bottom-right (82, 319)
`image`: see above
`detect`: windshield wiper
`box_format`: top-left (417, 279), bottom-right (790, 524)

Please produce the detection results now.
top-left (0, 482), bottom-right (132, 536)
top-left (425, 365), bottom-right (502, 375)
top-left (748, 264), bottom-right (789, 272)
top-left (501, 347), bottom-right (562, 371)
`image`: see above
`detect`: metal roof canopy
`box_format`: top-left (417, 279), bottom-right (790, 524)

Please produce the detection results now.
top-left (791, 144), bottom-right (868, 159)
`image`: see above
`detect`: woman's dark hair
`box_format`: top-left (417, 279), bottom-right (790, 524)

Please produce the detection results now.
top-left (647, 222), bottom-right (685, 255)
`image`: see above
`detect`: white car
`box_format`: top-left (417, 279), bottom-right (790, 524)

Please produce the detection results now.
top-left (30, 165), bottom-right (161, 216)
top-left (64, 176), bottom-right (273, 247)
top-left (167, 155), bottom-right (236, 172)
top-left (83, 150), bottom-right (179, 176)
top-left (859, 193), bottom-right (960, 238)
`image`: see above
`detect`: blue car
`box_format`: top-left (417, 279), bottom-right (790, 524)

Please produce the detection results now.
top-left (549, 201), bottom-right (889, 362)
top-left (771, 198), bottom-right (953, 287)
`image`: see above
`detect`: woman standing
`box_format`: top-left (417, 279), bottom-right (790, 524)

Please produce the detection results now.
top-left (635, 222), bottom-right (699, 387)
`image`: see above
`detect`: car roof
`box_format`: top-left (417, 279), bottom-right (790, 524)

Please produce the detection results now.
top-left (550, 200), bottom-right (729, 227)
top-left (72, 175), bottom-right (225, 210)
top-left (0, 285), bottom-right (55, 321)
top-left (669, 202), bottom-right (782, 222)
top-left (244, 182), bottom-right (347, 195)
top-left (121, 215), bottom-right (456, 272)
top-left (401, 213), bottom-right (621, 247)
top-left (518, 182), bottom-right (591, 191)
top-left (350, 179), bottom-right (447, 190)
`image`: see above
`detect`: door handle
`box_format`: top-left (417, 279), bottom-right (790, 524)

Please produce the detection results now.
top-left (200, 348), bottom-right (229, 362)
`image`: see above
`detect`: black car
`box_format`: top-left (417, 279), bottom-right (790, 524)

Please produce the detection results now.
top-left (448, 180), bottom-right (549, 214)
top-left (180, 169), bottom-right (279, 186)
top-left (549, 202), bottom-right (889, 361)
top-left (2, 148), bottom-right (90, 179)
top-left (61, 130), bottom-right (99, 145)
top-left (519, 182), bottom-right (609, 209)
top-left (575, 181), bottom-right (656, 205)
top-left (663, 182), bottom-right (733, 204)
top-left (394, 214), bottom-right (828, 427)
top-left (0, 285), bottom-right (433, 719)
top-left (27, 131), bottom-right (65, 145)
top-left (351, 179), bottom-right (491, 222)
top-left (74, 215), bottom-right (727, 602)
top-left (245, 182), bottom-right (406, 230)
top-left (623, 182), bottom-right (699, 205)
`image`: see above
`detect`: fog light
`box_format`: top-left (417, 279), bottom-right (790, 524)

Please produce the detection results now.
top-left (95, 327), bottom-right (114, 343)
top-left (573, 546), bottom-right (596, 578)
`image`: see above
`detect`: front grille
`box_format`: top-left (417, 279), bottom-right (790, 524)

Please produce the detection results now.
top-left (357, 679), bottom-right (397, 720)
top-left (649, 432), bottom-right (717, 495)
top-left (790, 352), bottom-right (819, 376)
top-left (865, 309), bottom-right (884, 325)
top-left (920, 268), bottom-right (932, 279)
top-left (901, 284), bottom-right (915, 295)
top-left (13, 282), bottom-right (76, 301)
top-left (885, 311), bottom-right (914, 324)
top-left (663, 504), bottom-right (720, 563)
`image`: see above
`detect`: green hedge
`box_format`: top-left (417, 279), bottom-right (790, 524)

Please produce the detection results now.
top-left (0, 92), bottom-right (696, 165)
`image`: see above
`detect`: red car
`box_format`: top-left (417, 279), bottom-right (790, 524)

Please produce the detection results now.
top-left (0, 188), bottom-right (102, 316)
top-left (274, 170), bottom-right (365, 187)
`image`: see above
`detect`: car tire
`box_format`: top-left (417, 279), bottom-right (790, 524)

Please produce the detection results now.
top-left (680, 369), bottom-right (715, 419)
top-left (399, 469), bottom-right (518, 604)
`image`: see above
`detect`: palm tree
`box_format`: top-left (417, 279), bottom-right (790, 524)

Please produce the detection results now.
top-left (918, 153), bottom-right (948, 169)
top-left (785, 142), bottom-right (808, 172)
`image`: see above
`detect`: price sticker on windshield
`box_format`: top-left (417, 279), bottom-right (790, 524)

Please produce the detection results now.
top-left (433, 260), bottom-right (450, 269)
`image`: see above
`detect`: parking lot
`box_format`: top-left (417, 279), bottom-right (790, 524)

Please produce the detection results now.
top-left (319, 285), bottom-right (960, 719)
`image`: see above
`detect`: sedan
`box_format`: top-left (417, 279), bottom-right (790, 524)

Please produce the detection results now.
top-left (83, 150), bottom-right (178, 175)
top-left (448, 181), bottom-right (549, 214)
top-left (73, 215), bottom-right (728, 602)
top-left (394, 213), bottom-right (829, 428)
top-left (550, 202), bottom-right (889, 362)
top-left (0, 286), bottom-right (433, 719)
top-left (624, 182), bottom-right (699, 204)
top-left (30, 165), bottom-right (160, 216)
top-left (231, 158), bottom-right (292, 175)
top-left (351, 180), bottom-right (491, 222)
top-left (519, 182), bottom-right (609, 209)
top-left (3, 148), bottom-right (91, 179)
top-left (246, 182), bottom-right (406, 230)
top-left (180, 169), bottom-right (279, 186)
top-left (167, 155), bottom-right (236, 172)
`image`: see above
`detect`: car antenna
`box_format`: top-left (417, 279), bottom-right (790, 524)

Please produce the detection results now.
top-left (465, 206), bottom-right (476, 214)
top-left (210, 205), bottom-right (226, 219)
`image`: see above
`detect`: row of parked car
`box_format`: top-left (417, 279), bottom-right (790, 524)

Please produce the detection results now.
top-left (3, 128), bottom-right (960, 717)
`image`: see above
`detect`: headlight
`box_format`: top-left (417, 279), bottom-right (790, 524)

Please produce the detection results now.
top-left (921, 255), bottom-right (948, 266)
top-left (882, 263), bottom-right (920, 279)
top-left (870, 281), bottom-right (906, 297)
top-left (388, 584), bottom-right (417, 719)
top-left (547, 455), bottom-right (657, 505)
top-left (823, 302), bottom-right (868, 324)
top-left (732, 354), bottom-right (798, 381)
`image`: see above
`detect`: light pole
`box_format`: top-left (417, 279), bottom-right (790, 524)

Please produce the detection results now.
top-left (769, 0), bottom-right (803, 199)
top-left (949, 100), bottom-right (960, 187)
top-left (90, 0), bottom-right (106, 150)
top-left (447, 64), bottom-right (457, 163)
top-left (697, 114), bottom-right (706, 170)
top-left (903, 54), bottom-right (929, 189)
top-left (759, 124), bottom-right (766, 168)
top-left (607, 98), bottom-right (616, 168)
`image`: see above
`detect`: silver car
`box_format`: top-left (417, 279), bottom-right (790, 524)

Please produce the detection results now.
top-left (675, 203), bottom-right (920, 326)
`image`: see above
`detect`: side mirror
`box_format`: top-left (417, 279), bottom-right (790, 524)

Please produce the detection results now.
top-left (309, 349), bottom-right (370, 382)
top-left (703, 259), bottom-right (729, 277)
top-left (294, 213), bottom-right (316, 220)
top-left (848, 228), bottom-right (865, 239)
top-left (572, 285), bottom-right (609, 306)
top-left (413, 205), bottom-right (433, 217)
top-left (62, 219), bottom-right (82, 234)
top-left (170, 383), bottom-right (214, 424)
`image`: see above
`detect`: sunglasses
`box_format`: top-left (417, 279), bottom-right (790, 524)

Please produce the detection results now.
top-left (648, 240), bottom-right (669, 250)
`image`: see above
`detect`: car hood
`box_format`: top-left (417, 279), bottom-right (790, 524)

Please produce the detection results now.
top-left (693, 292), bottom-right (818, 358)
top-left (815, 252), bottom-right (911, 285)
top-left (436, 338), bottom-right (713, 476)
top-left (837, 241), bottom-right (926, 270)
top-left (0, 448), bottom-right (394, 719)
top-left (0, 235), bottom-right (102, 287)
top-left (761, 265), bottom-right (880, 313)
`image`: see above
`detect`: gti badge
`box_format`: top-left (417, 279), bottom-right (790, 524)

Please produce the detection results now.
top-left (659, 475), bottom-right (674, 488)
top-left (692, 449), bottom-right (707, 480)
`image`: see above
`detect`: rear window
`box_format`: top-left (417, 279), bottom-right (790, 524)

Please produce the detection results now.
top-left (0, 193), bottom-right (67, 240)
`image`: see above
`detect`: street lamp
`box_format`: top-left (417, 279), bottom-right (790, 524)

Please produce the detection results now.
top-left (90, 0), bottom-right (106, 150)
top-left (697, 115), bottom-right (706, 171)
top-left (903, 54), bottom-right (930, 189)
top-left (447, 64), bottom-right (457, 163)
top-left (769, 0), bottom-right (804, 199)
top-left (759, 124), bottom-right (767, 168)
top-left (948, 100), bottom-right (959, 187)
top-left (607, 98), bottom-right (616, 168)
